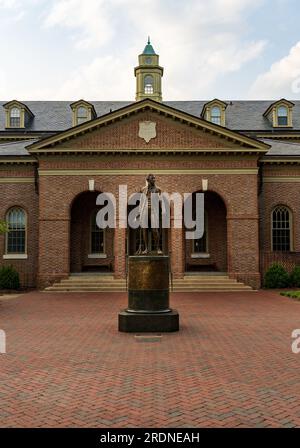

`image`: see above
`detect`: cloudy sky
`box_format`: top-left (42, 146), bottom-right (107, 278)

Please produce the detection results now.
top-left (1, 0), bottom-right (300, 101)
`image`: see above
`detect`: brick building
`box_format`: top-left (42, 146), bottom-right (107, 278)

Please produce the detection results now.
top-left (1, 40), bottom-right (300, 290)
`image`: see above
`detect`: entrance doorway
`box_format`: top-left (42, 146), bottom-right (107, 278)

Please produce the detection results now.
top-left (184, 191), bottom-right (227, 272)
top-left (70, 191), bottom-right (114, 273)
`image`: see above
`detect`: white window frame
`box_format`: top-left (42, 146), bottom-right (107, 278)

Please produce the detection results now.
top-left (4, 207), bottom-right (28, 259)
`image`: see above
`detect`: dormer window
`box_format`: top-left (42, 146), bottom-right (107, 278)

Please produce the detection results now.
top-left (77, 106), bottom-right (88, 125)
top-left (3, 100), bottom-right (34, 129)
top-left (277, 106), bottom-right (288, 126)
top-left (10, 107), bottom-right (21, 128)
top-left (211, 106), bottom-right (221, 125)
top-left (201, 99), bottom-right (227, 127)
top-left (70, 100), bottom-right (96, 127)
top-left (144, 75), bottom-right (154, 94)
top-left (263, 99), bottom-right (294, 128)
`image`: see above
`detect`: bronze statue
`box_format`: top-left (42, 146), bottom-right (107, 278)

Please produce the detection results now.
top-left (136, 174), bottom-right (163, 255)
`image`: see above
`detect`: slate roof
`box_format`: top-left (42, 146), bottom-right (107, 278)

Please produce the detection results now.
top-left (260, 139), bottom-right (300, 157)
top-left (0, 140), bottom-right (36, 156)
top-left (2, 100), bottom-right (300, 132)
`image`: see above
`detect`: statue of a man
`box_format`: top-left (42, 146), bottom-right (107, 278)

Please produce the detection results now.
top-left (136, 174), bottom-right (163, 255)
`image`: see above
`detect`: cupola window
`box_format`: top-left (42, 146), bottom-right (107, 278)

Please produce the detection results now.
top-left (144, 75), bottom-right (154, 94)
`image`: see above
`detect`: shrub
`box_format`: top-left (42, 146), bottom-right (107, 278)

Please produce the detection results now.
top-left (0, 265), bottom-right (20, 290)
top-left (0, 220), bottom-right (8, 234)
top-left (264, 263), bottom-right (290, 289)
top-left (281, 291), bottom-right (300, 300)
top-left (290, 266), bottom-right (300, 288)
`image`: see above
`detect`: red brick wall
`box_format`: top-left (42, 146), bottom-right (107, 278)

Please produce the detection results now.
top-left (37, 153), bottom-right (261, 288)
top-left (1, 114), bottom-right (264, 290)
top-left (259, 165), bottom-right (300, 277)
top-left (0, 166), bottom-right (38, 288)
top-left (58, 111), bottom-right (238, 151)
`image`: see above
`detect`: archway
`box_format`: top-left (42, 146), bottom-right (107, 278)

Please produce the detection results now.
top-left (184, 190), bottom-right (227, 272)
top-left (126, 204), bottom-right (169, 255)
top-left (70, 191), bottom-right (114, 273)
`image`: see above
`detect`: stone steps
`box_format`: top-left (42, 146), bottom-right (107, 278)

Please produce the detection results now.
top-left (44, 273), bottom-right (254, 292)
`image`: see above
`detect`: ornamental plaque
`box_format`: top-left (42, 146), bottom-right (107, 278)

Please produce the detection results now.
top-left (138, 121), bottom-right (157, 143)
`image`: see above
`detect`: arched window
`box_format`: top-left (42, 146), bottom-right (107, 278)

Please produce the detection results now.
top-left (144, 75), bottom-right (154, 94)
top-left (277, 106), bottom-right (288, 126)
top-left (211, 106), bottom-right (221, 125)
top-left (10, 107), bottom-right (21, 128)
top-left (6, 207), bottom-right (26, 254)
top-left (272, 205), bottom-right (292, 252)
top-left (90, 210), bottom-right (104, 254)
top-left (77, 106), bottom-right (88, 125)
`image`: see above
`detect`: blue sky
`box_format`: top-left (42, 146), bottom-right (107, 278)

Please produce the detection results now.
top-left (1, 0), bottom-right (300, 101)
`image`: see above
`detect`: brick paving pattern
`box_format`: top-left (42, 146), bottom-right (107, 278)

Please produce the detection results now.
top-left (0, 291), bottom-right (300, 428)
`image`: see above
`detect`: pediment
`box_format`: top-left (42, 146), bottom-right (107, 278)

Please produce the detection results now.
top-left (27, 99), bottom-right (269, 154)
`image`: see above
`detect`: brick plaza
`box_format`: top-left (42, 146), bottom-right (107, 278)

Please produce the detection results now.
top-left (0, 291), bottom-right (299, 428)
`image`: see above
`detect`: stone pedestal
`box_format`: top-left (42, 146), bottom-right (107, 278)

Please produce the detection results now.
top-left (118, 255), bottom-right (179, 332)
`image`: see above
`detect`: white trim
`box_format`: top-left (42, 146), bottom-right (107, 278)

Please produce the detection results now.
top-left (88, 254), bottom-right (107, 259)
top-left (39, 168), bottom-right (259, 176)
top-left (191, 253), bottom-right (210, 259)
top-left (3, 254), bottom-right (28, 260)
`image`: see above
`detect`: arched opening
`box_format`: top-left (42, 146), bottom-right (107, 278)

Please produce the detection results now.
top-left (144, 75), bottom-right (154, 94)
top-left (70, 191), bottom-right (114, 273)
top-left (10, 107), bottom-right (21, 127)
top-left (126, 203), bottom-right (169, 255)
top-left (184, 191), bottom-right (227, 272)
top-left (277, 106), bottom-right (288, 126)
top-left (5, 206), bottom-right (27, 254)
top-left (76, 106), bottom-right (88, 125)
top-left (211, 106), bottom-right (221, 125)
top-left (271, 205), bottom-right (292, 252)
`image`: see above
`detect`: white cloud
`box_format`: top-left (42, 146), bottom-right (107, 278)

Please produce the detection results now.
top-left (249, 41), bottom-right (300, 99)
top-left (51, 55), bottom-right (135, 100)
top-left (0, 0), bottom-right (18, 7)
top-left (44, 0), bottom-right (114, 49)
top-left (39, 0), bottom-right (266, 99)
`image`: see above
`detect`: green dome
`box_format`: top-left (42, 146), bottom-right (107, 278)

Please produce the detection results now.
top-left (143, 37), bottom-right (156, 55)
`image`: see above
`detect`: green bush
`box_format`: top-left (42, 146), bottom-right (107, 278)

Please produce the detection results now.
top-left (281, 291), bottom-right (300, 300)
top-left (0, 220), bottom-right (8, 234)
top-left (290, 265), bottom-right (300, 288)
top-left (0, 265), bottom-right (20, 290)
top-left (264, 263), bottom-right (290, 289)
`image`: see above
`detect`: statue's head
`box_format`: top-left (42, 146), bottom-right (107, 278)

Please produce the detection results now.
top-left (146, 173), bottom-right (156, 186)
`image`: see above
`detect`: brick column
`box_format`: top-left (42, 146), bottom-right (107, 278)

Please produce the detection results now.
top-left (114, 226), bottom-right (126, 279)
top-left (227, 215), bottom-right (261, 289)
top-left (170, 216), bottom-right (184, 279)
top-left (38, 219), bottom-right (70, 288)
